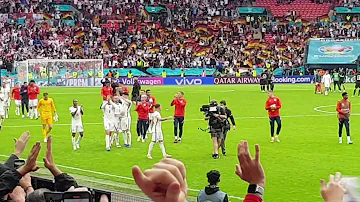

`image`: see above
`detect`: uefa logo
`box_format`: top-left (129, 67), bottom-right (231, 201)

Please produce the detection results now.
top-left (318, 45), bottom-right (353, 54)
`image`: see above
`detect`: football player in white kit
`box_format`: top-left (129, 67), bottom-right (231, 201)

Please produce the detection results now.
top-left (147, 103), bottom-right (173, 159)
top-left (119, 93), bottom-right (132, 148)
top-left (0, 88), bottom-right (5, 130)
top-left (102, 96), bottom-right (116, 151)
top-left (69, 99), bottom-right (84, 151)
top-left (1, 82), bottom-right (10, 119)
top-left (109, 96), bottom-right (124, 148)
top-left (322, 71), bottom-right (332, 96)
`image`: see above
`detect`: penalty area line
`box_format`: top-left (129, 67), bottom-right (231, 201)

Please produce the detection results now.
top-left (4, 114), bottom-right (335, 128)
top-left (0, 154), bottom-right (244, 200)
top-left (314, 103), bottom-right (360, 115)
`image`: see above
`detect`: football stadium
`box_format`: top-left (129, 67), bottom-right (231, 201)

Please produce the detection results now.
top-left (0, 1), bottom-right (360, 202)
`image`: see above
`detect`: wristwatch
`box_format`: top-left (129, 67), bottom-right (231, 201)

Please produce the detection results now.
top-left (247, 184), bottom-right (264, 200)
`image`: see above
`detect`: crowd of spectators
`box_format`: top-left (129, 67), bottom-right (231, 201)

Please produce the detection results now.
top-left (0, 132), bottom-right (350, 202)
top-left (0, 0), bottom-right (358, 75)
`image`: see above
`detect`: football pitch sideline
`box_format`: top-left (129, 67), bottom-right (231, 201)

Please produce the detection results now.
top-left (0, 84), bottom-right (359, 202)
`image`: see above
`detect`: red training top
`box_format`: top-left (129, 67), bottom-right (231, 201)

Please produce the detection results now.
top-left (12, 87), bottom-right (21, 100)
top-left (337, 99), bottom-right (351, 120)
top-left (265, 96), bottom-right (282, 118)
top-left (244, 194), bottom-right (262, 202)
top-left (148, 95), bottom-right (156, 113)
top-left (27, 85), bottom-right (40, 100)
top-left (136, 102), bottom-right (150, 120)
top-left (171, 98), bottom-right (187, 117)
top-left (101, 86), bottom-right (113, 100)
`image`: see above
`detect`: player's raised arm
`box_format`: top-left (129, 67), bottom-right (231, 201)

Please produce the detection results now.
top-left (70, 107), bottom-right (78, 117)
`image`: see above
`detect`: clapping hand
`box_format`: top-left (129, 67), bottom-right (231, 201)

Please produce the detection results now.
top-left (14, 131), bottom-right (30, 157)
top-left (321, 172), bottom-right (346, 202)
top-left (43, 136), bottom-right (55, 170)
top-left (18, 142), bottom-right (41, 176)
top-left (132, 158), bottom-right (188, 202)
top-left (235, 141), bottom-right (265, 188)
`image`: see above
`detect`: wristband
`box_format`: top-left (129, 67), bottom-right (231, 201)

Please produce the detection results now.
top-left (247, 184), bottom-right (264, 200)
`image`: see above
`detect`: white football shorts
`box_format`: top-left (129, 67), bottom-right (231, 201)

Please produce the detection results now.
top-left (14, 100), bottom-right (21, 106)
top-left (152, 132), bottom-right (164, 142)
top-left (71, 125), bottom-right (84, 133)
top-left (120, 117), bottom-right (131, 131)
top-left (29, 99), bottom-right (38, 107)
top-left (104, 122), bottom-right (116, 132)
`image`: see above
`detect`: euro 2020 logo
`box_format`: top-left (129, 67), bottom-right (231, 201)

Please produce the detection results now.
top-left (318, 45), bottom-right (353, 54)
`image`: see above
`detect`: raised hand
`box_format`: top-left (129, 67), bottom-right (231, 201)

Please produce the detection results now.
top-left (321, 172), bottom-right (346, 202)
top-left (132, 158), bottom-right (188, 202)
top-left (14, 131), bottom-right (30, 157)
top-left (43, 136), bottom-right (55, 170)
top-left (235, 141), bottom-right (265, 188)
top-left (20, 142), bottom-right (41, 175)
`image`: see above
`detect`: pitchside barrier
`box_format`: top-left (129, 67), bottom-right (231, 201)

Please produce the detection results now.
top-left (30, 176), bottom-right (152, 202)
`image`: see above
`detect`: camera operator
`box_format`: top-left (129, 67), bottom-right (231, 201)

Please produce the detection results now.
top-left (219, 101), bottom-right (236, 156)
top-left (204, 100), bottom-right (227, 159)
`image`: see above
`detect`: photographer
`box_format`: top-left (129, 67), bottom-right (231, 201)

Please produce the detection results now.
top-left (219, 101), bottom-right (236, 156)
top-left (204, 100), bottom-right (227, 159)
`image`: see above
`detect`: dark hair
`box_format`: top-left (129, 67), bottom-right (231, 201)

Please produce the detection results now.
top-left (43, 92), bottom-right (48, 96)
top-left (123, 92), bottom-right (129, 96)
top-left (119, 82), bottom-right (124, 84)
top-left (29, 80), bottom-right (35, 83)
top-left (26, 188), bottom-right (50, 202)
top-left (207, 170), bottom-right (220, 185)
top-left (23, 82), bottom-right (27, 84)
top-left (155, 104), bottom-right (161, 109)
top-left (220, 100), bottom-right (226, 106)
top-left (146, 89), bottom-right (151, 93)
top-left (179, 91), bottom-right (184, 95)
top-left (342, 92), bottom-right (348, 96)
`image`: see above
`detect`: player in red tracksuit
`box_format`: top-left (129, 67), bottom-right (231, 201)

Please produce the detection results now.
top-left (101, 81), bottom-right (113, 108)
top-left (11, 83), bottom-right (21, 116)
top-left (171, 91), bottom-right (187, 143)
top-left (28, 80), bottom-right (40, 119)
top-left (136, 94), bottom-right (150, 142)
top-left (146, 89), bottom-right (156, 136)
top-left (265, 91), bottom-right (282, 143)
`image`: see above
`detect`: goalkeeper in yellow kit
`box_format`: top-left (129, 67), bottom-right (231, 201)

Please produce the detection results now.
top-left (37, 92), bottom-right (58, 142)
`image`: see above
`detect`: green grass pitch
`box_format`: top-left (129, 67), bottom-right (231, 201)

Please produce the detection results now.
top-left (0, 84), bottom-right (359, 202)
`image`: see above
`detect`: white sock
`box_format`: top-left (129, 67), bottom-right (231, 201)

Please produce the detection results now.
top-left (29, 108), bottom-right (34, 118)
top-left (123, 133), bottom-right (128, 145)
top-left (126, 131), bottom-right (132, 146)
top-left (72, 137), bottom-right (76, 146)
top-left (159, 142), bottom-right (167, 156)
top-left (105, 135), bottom-right (110, 148)
top-left (347, 136), bottom-right (351, 142)
top-left (339, 137), bottom-right (342, 142)
top-left (16, 106), bottom-right (20, 115)
top-left (77, 136), bottom-right (83, 144)
top-left (115, 134), bottom-right (120, 145)
top-left (0, 118), bottom-right (3, 125)
top-left (147, 142), bottom-right (155, 156)
top-left (34, 110), bottom-right (38, 118)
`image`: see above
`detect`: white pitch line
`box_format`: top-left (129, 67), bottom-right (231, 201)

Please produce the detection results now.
top-left (0, 154), bottom-right (244, 200)
top-left (4, 114), bottom-right (338, 128)
top-left (314, 103), bottom-right (360, 115)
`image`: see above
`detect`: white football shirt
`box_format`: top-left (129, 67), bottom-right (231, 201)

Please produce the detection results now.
top-left (3, 78), bottom-right (11, 91)
top-left (0, 92), bottom-right (4, 108)
top-left (102, 104), bottom-right (115, 123)
top-left (152, 111), bottom-right (162, 133)
top-left (69, 106), bottom-right (83, 126)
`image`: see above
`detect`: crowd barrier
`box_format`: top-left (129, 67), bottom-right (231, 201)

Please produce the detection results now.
top-left (214, 75), bottom-right (314, 85)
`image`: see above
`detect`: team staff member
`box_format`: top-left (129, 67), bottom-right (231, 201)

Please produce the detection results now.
top-left (37, 93), bottom-right (58, 142)
top-left (146, 89), bottom-right (156, 136)
top-left (337, 92), bottom-right (353, 144)
top-left (132, 77), bottom-right (141, 103)
top-left (260, 70), bottom-right (268, 92)
top-left (101, 81), bottom-right (113, 107)
top-left (219, 100), bottom-right (236, 156)
top-left (171, 91), bottom-right (187, 143)
top-left (20, 82), bottom-right (29, 118)
top-left (136, 95), bottom-right (150, 142)
top-left (265, 91), bottom-right (282, 143)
